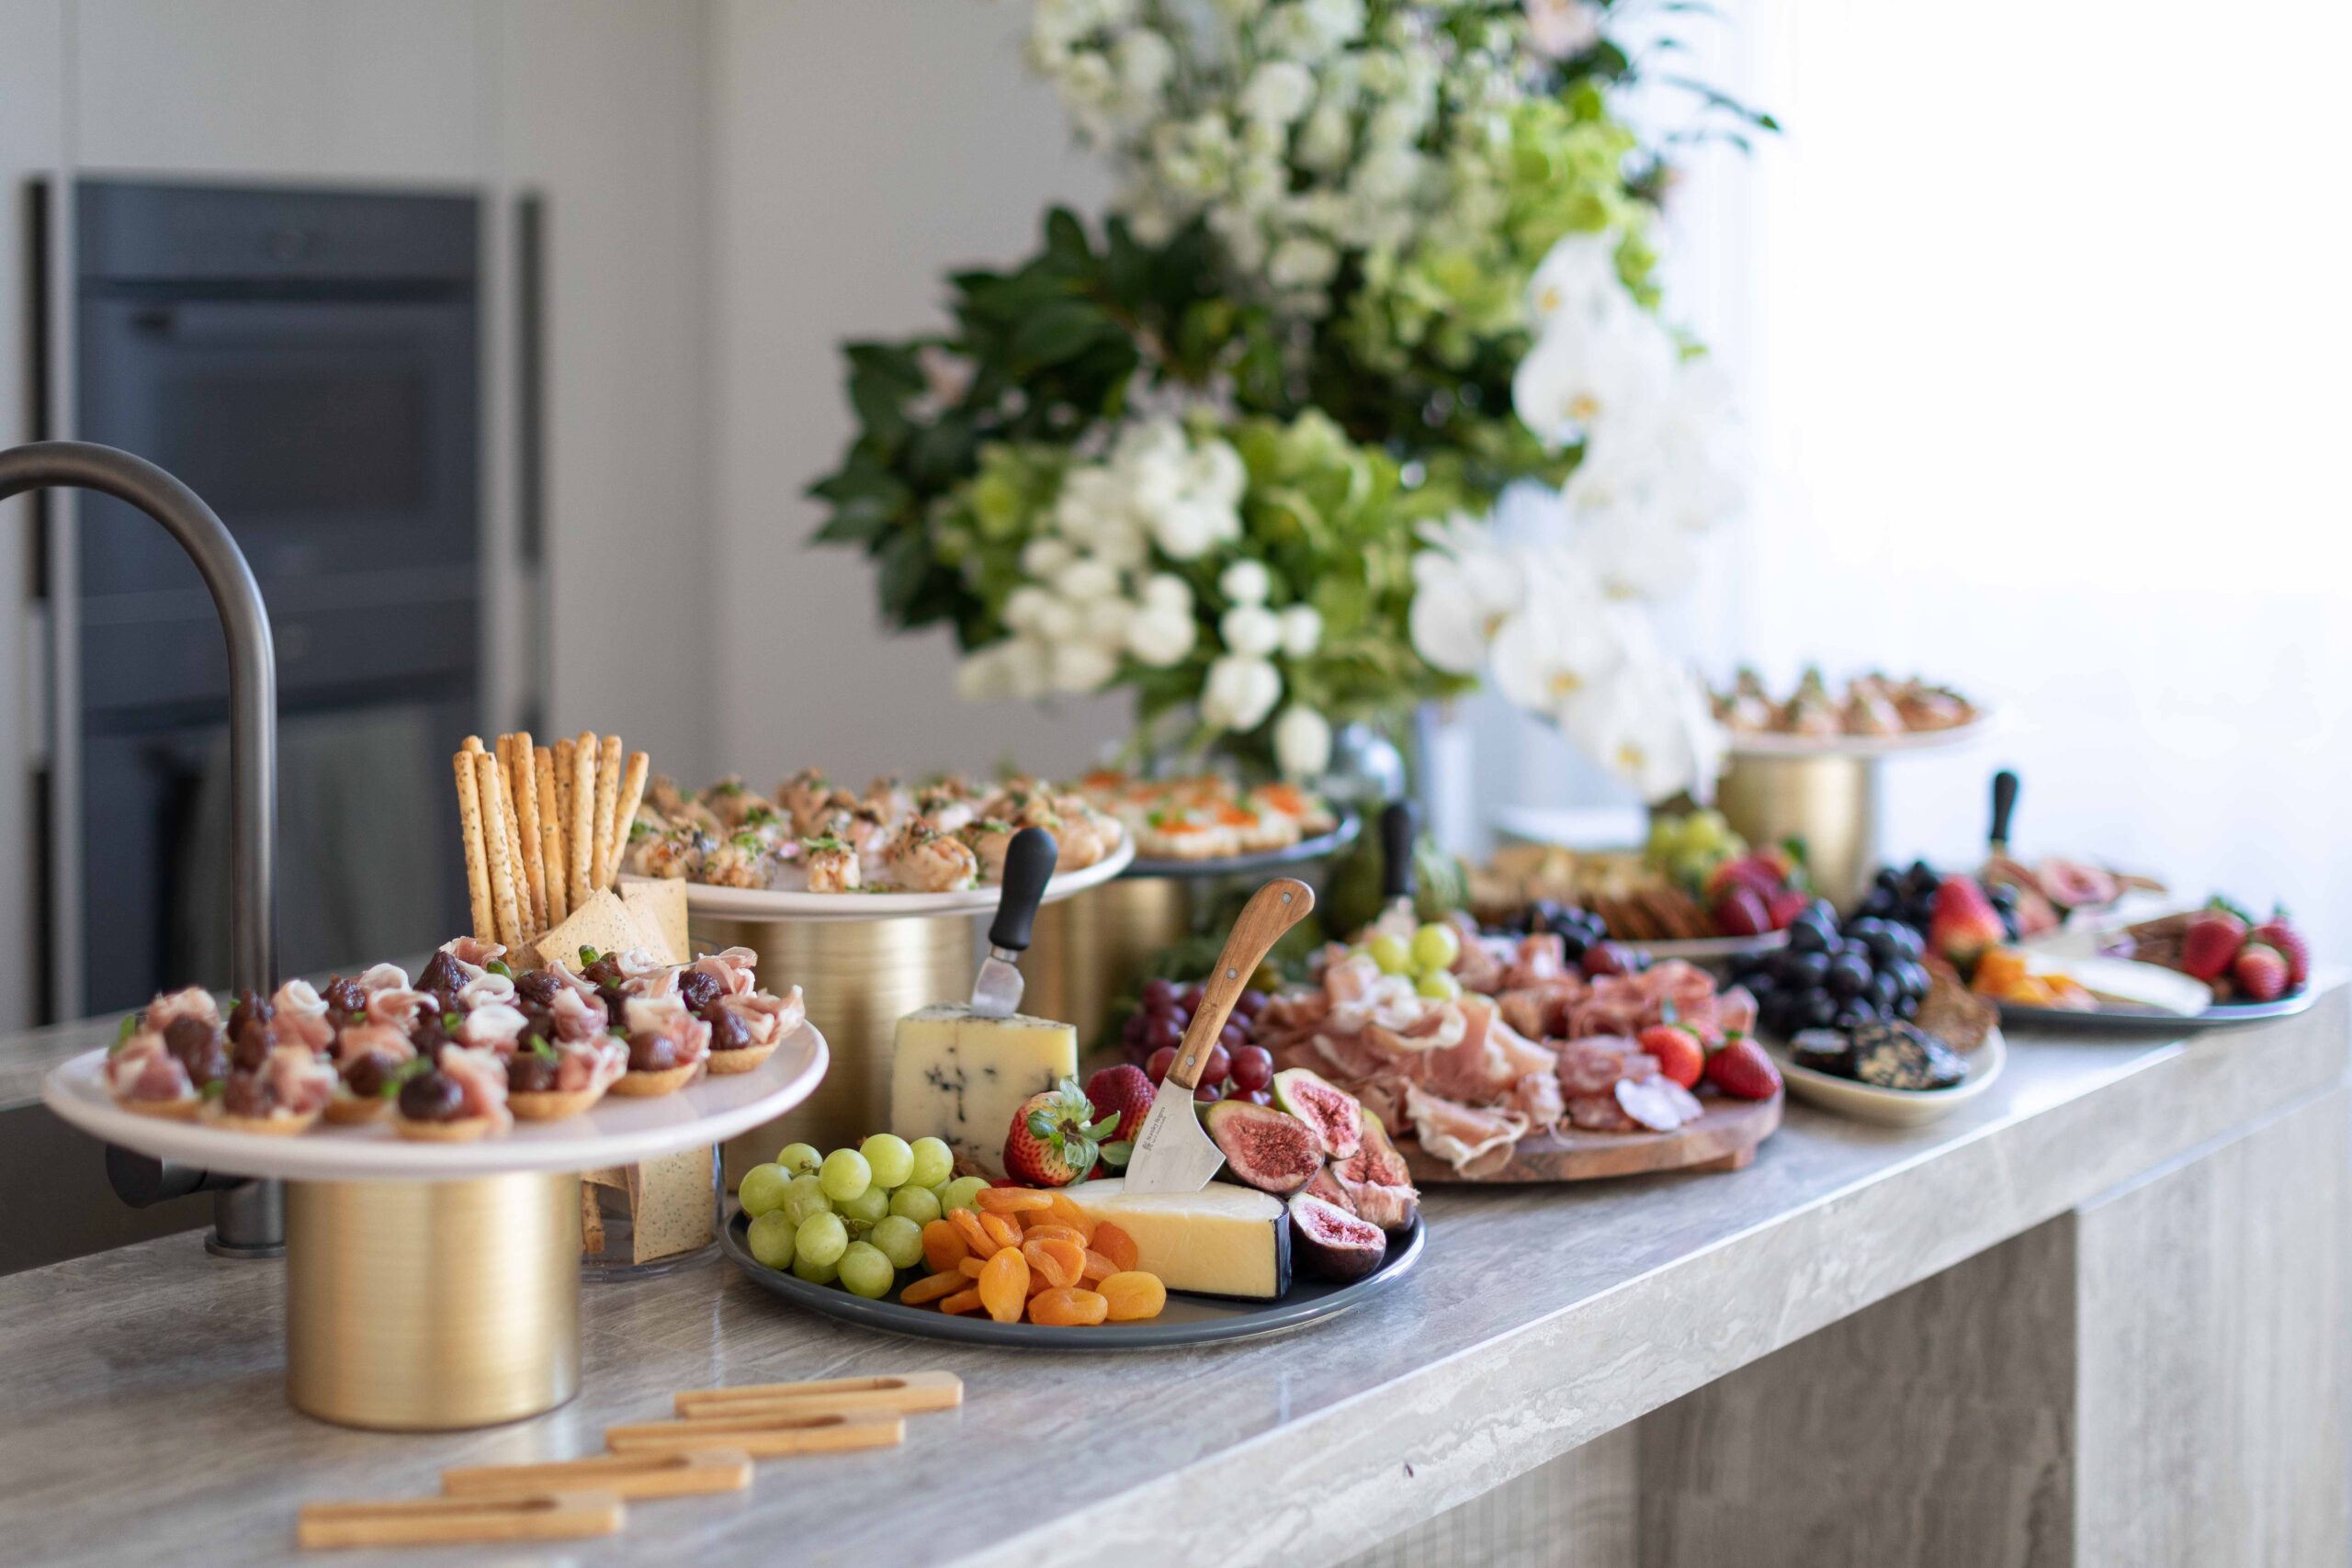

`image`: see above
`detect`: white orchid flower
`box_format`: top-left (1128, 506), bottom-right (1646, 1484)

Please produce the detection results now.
top-left (1273, 705), bottom-right (1333, 779)
top-left (1524, 232), bottom-right (1622, 330)
top-left (1219, 603), bottom-right (1283, 658)
top-left (1002, 585), bottom-right (1054, 634)
top-left (1219, 558), bottom-right (1272, 604)
top-left (1511, 304), bottom-right (1677, 448)
top-left (1278, 604), bottom-right (1324, 657)
top-left (1201, 654), bottom-right (1283, 732)
top-left (1488, 551), bottom-right (1621, 711)
top-left (1021, 536), bottom-right (1074, 578)
top-left (1408, 516), bottom-right (1524, 673)
top-left (1032, 594), bottom-right (1081, 643)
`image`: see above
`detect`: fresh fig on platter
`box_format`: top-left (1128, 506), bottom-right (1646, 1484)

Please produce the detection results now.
top-left (1287, 1191), bottom-right (1387, 1281)
top-left (1271, 1066), bottom-right (1363, 1159)
top-left (1204, 1100), bottom-right (1322, 1196)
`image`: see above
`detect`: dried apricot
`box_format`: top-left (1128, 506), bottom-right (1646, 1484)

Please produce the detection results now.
top-left (1099, 1270), bottom-right (1166, 1322)
top-left (1022, 1236), bottom-right (1086, 1290)
top-left (976, 1187), bottom-right (1052, 1213)
top-left (1027, 1287), bottom-right (1109, 1327)
top-left (1091, 1222), bottom-right (1139, 1273)
top-left (1080, 1248), bottom-right (1118, 1285)
top-left (957, 1257), bottom-right (989, 1280)
top-left (900, 1269), bottom-right (967, 1306)
top-left (1042, 1191), bottom-right (1095, 1239)
top-left (922, 1219), bottom-right (970, 1274)
top-left (1018, 1223), bottom-right (1087, 1247)
top-left (938, 1287), bottom-right (983, 1316)
top-left (948, 1208), bottom-right (993, 1258)
top-left (978, 1213), bottom-right (1024, 1252)
top-left (978, 1247), bottom-right (1030, 1324)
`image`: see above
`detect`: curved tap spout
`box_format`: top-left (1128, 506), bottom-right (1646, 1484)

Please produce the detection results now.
top-left (0, 441), bottom-right (276, 994)
top-left (0, 440), bottom-right (281, 1255)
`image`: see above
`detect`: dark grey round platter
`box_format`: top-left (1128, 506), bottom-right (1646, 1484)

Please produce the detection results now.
top-left (1998, 986), bottom-right (2321, 1034)
top-left (1123, 812), bottom-right (1360, 881)
top-left (719, 1205), bottom-right (1423, 1349)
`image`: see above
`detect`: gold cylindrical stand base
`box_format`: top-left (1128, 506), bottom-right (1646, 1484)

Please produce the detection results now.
top-left (286, 1173), bottom-right (582, 1431)
top-left (1026, 877), bottom-right (1196, 1055)
top-left (695, 911), bottom-right (979, 1176)
top-left (1717, 753), bottom-right (1881, 910)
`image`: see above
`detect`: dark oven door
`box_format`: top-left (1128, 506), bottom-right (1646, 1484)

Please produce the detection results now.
top-left (75, 294), bottom-right (478, 602)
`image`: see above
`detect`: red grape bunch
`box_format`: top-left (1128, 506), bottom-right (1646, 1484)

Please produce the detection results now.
top-left (1120, 977), bottom-right (1275, 1105)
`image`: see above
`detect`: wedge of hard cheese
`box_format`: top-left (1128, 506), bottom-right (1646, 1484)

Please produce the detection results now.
top-left (889, 1004), bottom-right (1078, 1179)
top-left (1067, 1178), bottom-right (1291, 1300)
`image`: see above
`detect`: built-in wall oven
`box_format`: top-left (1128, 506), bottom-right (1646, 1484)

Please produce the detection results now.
top-left (62, 181), bottom-right (482, 1017)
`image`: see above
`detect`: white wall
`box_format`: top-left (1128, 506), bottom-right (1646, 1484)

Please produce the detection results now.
top-left (1722, 0), bottom-right (2352, 949)
top-left (707, 0), bottom-right (1126, 790)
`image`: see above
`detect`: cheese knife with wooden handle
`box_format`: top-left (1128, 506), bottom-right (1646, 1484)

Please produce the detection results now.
top-left (1121, 877), bottom-right (1316, 1194)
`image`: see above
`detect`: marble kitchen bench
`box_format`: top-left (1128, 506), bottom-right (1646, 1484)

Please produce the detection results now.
top-left (1, 988), bottom-right (2344, 1568)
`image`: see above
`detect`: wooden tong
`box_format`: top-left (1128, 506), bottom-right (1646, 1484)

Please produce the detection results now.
top-left (671, 1369), bottom-right (963, 1419)
top-left (299, 1491), bottom-right (623, 1549)
top-left (443, 1448), bottom-right (752, 1500)
top-left (607, 1409), bottom-right (905, 1458)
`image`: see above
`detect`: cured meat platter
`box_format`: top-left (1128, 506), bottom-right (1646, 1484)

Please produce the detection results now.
top-left (1396, 1091), bottom-right (1780, 1184)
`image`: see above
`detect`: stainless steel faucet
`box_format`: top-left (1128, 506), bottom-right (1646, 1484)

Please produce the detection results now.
top-left (0, 440), bottom-right (282, 1255)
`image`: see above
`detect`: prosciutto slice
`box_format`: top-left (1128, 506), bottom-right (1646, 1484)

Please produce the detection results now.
top-left (455, 1002), bottom-right (528, 1052)
top-left (554, 1038), bottom-right (629, 1095)
top-left (263, 1044), bottom-right (336, 1116)
top-left (442, 936), bottom-right (506, 971)
top-left (365, 987), bottom-right (435, 1033)
top-left (331, 1022), bottom-right (414, 1067)
top-left (548, 986), bottom-right (611, 1043)
top-left (625, 994), bottom-right (711, 1065)
top-left (709, 983), bottom-right (805, 1048)
top-left (438, 1044), bottom-right (513, 1130)
top-left (270, 979), bottom-right (335, 1053)
top-left (107, 1034), bottom-right (192, 1103)
top-left (356, 962), bottom-right (413, 994)
top-left (458, 971), bottom-right (517, 1010)
top-left (1403, 1084), bottom-right (1528, 1172)
top-left (691, 946), bottom-right (761, 998)
top-left (148, 987), bottom-right (220, 1032)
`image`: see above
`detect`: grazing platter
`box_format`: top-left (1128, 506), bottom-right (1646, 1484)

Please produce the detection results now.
top-left (1995, 988), bottom-right (2321, 1034)
top-left (1713, 668), bottom-right (1995, 757)
top-left (1124, 811), bottom-right (1358, 880)
top-left (1397, 1093), bottom-right (1778, 1183)
top-left (721, 1206), bottom-right (1422, 1348)
top-left (660, 839), bottom-right (1132, 920)
top-left (46, 1020), bottom-right (828, 1181)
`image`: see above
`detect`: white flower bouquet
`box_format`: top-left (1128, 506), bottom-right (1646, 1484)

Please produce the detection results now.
top-left (814, 0), bottom-right (1769, 797)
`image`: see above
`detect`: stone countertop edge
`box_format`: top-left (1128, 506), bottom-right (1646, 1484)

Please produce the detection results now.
top-left (0, 987), bottom-right (2339, 1568)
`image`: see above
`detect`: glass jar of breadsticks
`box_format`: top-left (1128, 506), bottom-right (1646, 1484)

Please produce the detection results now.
top-left (449, 730), bottom-right (718, 1274)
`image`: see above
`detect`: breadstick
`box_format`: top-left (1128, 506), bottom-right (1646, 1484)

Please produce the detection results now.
top-left (592, 734), bottom-right (623, 890)
top-left (497, 737), bottom-right (532, 940)
top-left (475, 751), bottom-right (524, 952)
top-left (570, 732), bottom-right (597, 910)
top-left (535, 747), bottom-right (568, 926)
top-left (552, 737), bottom-right (576, 864)
top-left (507, 730), bottom-right (548, 931)
top-left (609, 750), bottom-right (650, 888)
top-left (461, 734), bottom-right (485, 755)
top-left (452, 752), bottom-right (493, 942)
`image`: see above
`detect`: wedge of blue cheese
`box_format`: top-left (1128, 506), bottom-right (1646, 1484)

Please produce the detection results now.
top-left (888, 1004), bottom-right (1078, 1178)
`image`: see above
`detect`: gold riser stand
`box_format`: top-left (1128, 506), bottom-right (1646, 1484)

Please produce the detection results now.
top-left (1025, 877), bottom-right (1195, 1055)
top-left (1716, 753), bottom-right (1881, 911)
top-left (286, 1172), bottom-right (582, 1431)
top-left (695, 912), bottom-right (978, 1179)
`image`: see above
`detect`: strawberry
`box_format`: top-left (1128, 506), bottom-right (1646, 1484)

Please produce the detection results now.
top-left (1703, 1034), bottom-right (1781, 1100)
top-left (1927, 875), bottom-right (2005, 967)
top-left (2231, 942), bottom-right (2290, 1003)
top-left (1706, 853), bottom-right (1784, 904)
top-left (1082, 1064), bottom-right (1156, 1145)
top-left (1637, 1022), bottom-right (1706, 1089)
top-left (2180, 906), bottom-right (2249, 982)
top-left (1001, 1077), bottom-right (1122, 1188)
top-left (2249, 908), bottom-right (2310, 989)
top-left (1765, 887), bottom-right (1813, 930)
top-left (1712, 884), bottom-right (1773, 938)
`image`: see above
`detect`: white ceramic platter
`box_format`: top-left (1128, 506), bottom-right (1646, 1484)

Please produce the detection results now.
top-left (1767, 1027), bottom-right (2006, 1127)
top-left (42, 1021), bottom-right (827, 1182)
top-left (668, 836), bottom-right (1133, 922)
top-left (1723, 710), bottom-right (2000, 760)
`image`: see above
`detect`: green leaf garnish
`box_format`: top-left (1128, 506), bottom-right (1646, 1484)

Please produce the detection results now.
top-left (526, 1035), bottom-right (558, 1062)
top-left (200, 1078), bottom-right (227, 1101)
top-left (578, 946), bottom-right (602, 965)
top-left (111, 1014), bottom-right (141, 1053)
top-left (486, 959), bottom-right (513, 979)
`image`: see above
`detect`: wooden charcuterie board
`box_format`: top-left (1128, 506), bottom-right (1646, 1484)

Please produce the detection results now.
top-left (1398, 1090), bottom-right (1781, 1184)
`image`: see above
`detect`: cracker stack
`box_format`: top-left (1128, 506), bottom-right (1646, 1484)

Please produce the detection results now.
top-left (454, 731), bottom-right (651, 960)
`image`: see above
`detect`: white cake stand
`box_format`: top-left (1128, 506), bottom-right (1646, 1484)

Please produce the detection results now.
top-left (44, 1023), bottom-right (827, 1431)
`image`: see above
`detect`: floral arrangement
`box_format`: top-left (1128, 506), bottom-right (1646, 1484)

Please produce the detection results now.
top-left (813, 0), bottom-right (1769, 795)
